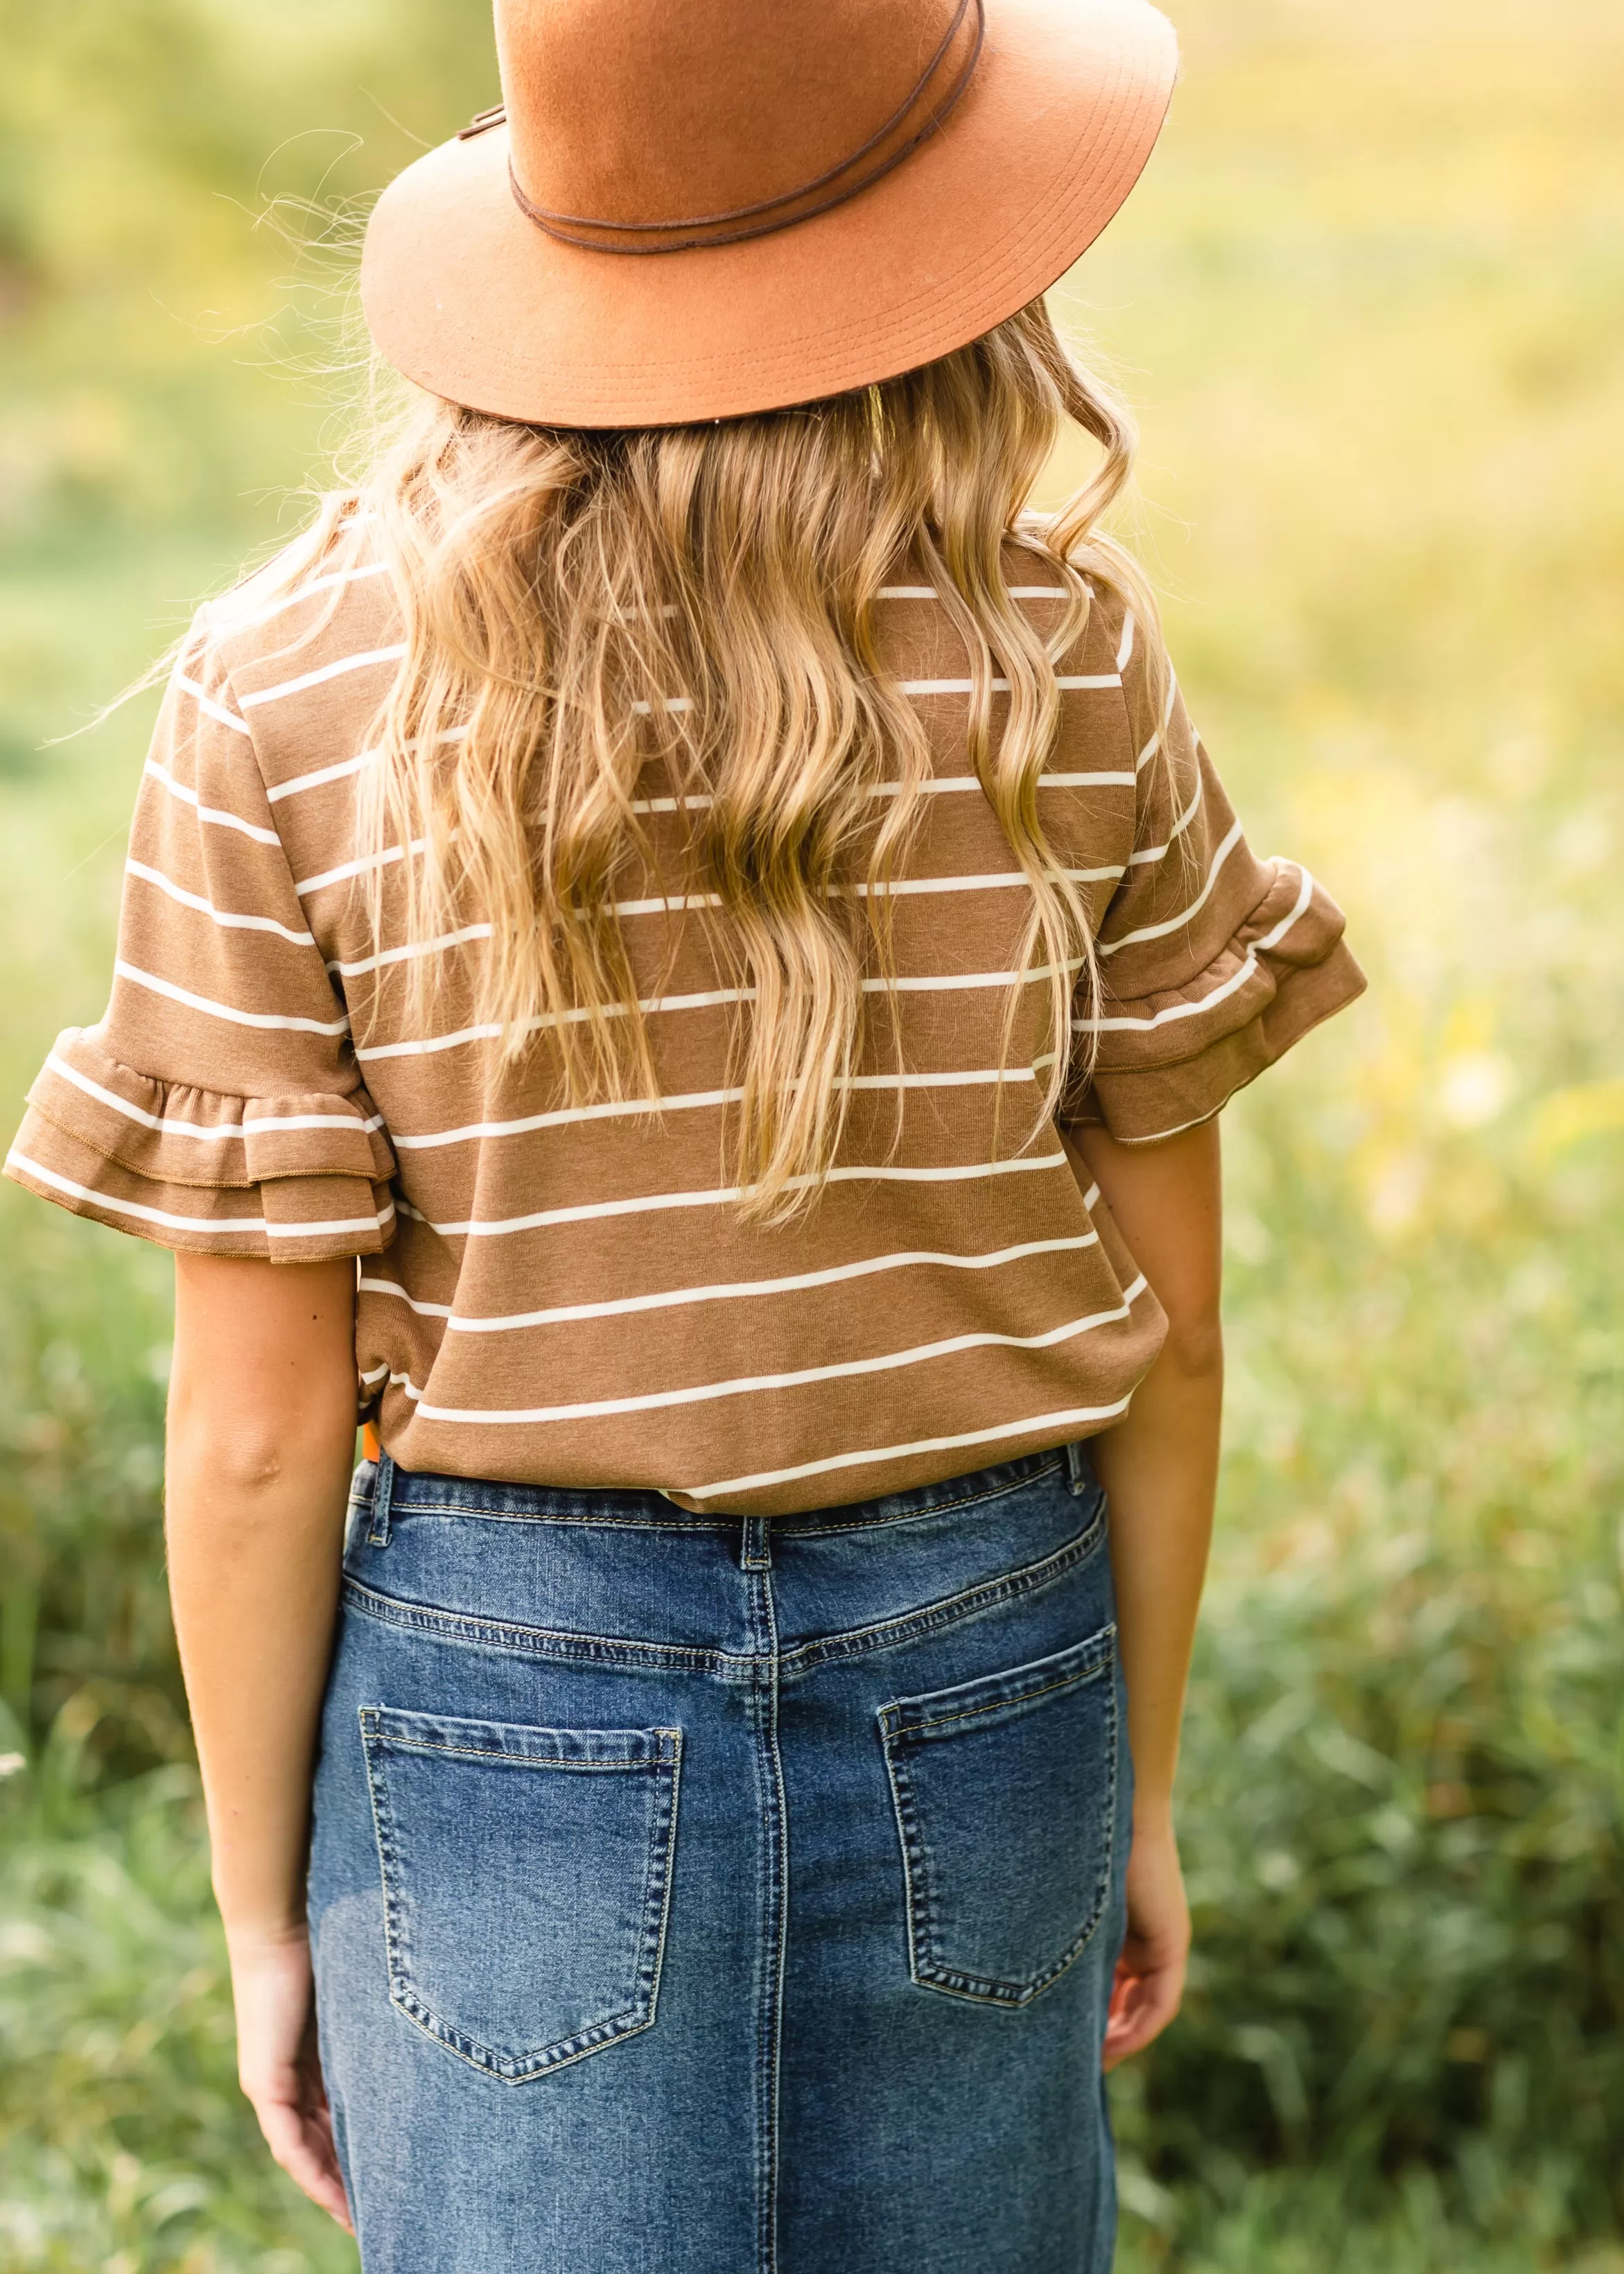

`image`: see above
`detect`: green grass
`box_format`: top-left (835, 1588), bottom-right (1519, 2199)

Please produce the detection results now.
top-left (3, 0), bottom-right (1623, 2264)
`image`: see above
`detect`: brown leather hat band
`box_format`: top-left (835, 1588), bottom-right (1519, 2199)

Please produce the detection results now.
top-left (500, 0), bottom-right (985, 256)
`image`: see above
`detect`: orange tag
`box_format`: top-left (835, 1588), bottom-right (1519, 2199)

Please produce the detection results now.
top-left (362, 1421), bottom-right (382, 1464)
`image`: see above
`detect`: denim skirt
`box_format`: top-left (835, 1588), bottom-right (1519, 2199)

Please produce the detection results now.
top-left (308, 1441), bottom-right (1130, 2273)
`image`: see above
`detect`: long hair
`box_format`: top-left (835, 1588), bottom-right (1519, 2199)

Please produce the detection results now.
top-left (293, 298), bottom-right (1161, 1220)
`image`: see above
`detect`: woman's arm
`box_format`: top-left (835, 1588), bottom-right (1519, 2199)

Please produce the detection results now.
top-left (1069, 1115), bottom-right (1225, 2069)
top-left (166, 1251), bottom-right (360, 2228)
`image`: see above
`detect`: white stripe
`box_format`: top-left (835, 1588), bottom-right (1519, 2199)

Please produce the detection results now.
top-left (1115, 612), bottom-right (1136, 672)
top-left (42, 1052), bottom-right (235, 1142)
top-left (1126, 767), bottom-right (1205, 867)
top-left (267, 725), bottom-right (466, 807)
top-left (900, 675), bottom-right (1119, 695)
top-left (1115, 1100), bottom-right (1226, 1144)
top-left (409, 1148), bottom-right (1069, 1239)
top-left (125, 860), bottom-right (314, 946)
top-left (399, 1277), bottom-right (1149, 1427)
top-left (1097, 817), bottom-right (1244, 957)
top-left (237, 645), bottom-right (407, 709)
top-left (5, 1150), bottom-right (390, 1241)
top-left (7, 1152), bottom-right (265, 1232)
top-left (114, 959), bottom-right (350, 1037)
top-left (265, 1205), bottom-right (395, 1241)
top-left (1076, 865), bottom-right (1315, 1034)
top-left (631, 672), bottom-right (1119, 713)
top-left (211, 561), bottom-right (390, 633)
top-left (354, 960), bottom-right (1083, 1064)
top-left (684, 1400), bottom-right (1133, 1502)
top-left (631, 768), bottom-right (1130, 815)
top-left (173, 674), bottom-right (252, 736)
top-left (1135, 670), bottom-right (1180, 773)
top-left (143, 760), bottom-right (281, 847)
top-left (355, 991), bottom-right (733, 1063)
top-left (363, 1179), bottom-right (1096, 1323)
top-left (254, 1108), bottom-right (384, 1134)
top-left (329, 923), bottom-right (492, 980)
top-left (267, 749), bottom-right (377, 804)
top-left (40, 1053), bottom-right (382, 1143)
top-left (850, 866), bottom-right (1124, 897)
top-left (391, 1084), bottom-right (746, 1148)
top-left (358, 1282), bottom-right (453, 1320)
top-left (795, 770), bottom-right (1130, 803)
top-left (867, 771), bottom-right (1133, 799)
top-left (294, 838), bottom-right (428, 897)
top-left (389, 1063), bottom-right (1046, 1151)
top-left (611, 890), bottom-right (721, 917)
top-left (879, 959), bottom-right (1083, 994)
top-left (875, 584), bottom-right (1072, 601)
top-left (367, 1231), bottom-right (1099, 1335)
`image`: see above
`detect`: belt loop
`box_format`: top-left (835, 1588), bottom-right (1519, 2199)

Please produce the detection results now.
top-left (367, 1450), bottom-right (396, 1548)
top-left (740, 1516), bottom-right (772, 1570)
top-left (1064, 1439), bottom-right (1095, 1497)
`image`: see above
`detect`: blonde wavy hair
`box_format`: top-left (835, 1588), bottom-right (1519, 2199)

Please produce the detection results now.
top-left (284, 297), bottom-right (1159, 1220)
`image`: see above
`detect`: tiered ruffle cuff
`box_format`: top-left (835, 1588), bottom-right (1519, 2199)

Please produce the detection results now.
top-left (4, 1027), bottom-right (397, 1260)
top-left (1071, 861), bottom-right (1366, 1143)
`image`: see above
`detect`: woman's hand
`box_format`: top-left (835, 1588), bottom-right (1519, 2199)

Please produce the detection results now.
top-left (1102, 1810), bottom-right (1191, 2069)
top-left (229, 1927), bottom-right (353, 2232)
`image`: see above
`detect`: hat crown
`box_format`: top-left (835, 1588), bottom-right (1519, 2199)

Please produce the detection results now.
top-left (497, 0), bottom-right (973, 236)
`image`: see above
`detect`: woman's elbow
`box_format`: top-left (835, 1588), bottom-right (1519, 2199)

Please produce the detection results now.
top-left (1159, 1305), bottom-right (1224, 1381)
top-left (167, 1371), bottom-right (356, 1497)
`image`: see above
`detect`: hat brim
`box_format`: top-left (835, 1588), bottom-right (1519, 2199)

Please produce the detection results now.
top-left (360, 0), bottom-right (1178, 428)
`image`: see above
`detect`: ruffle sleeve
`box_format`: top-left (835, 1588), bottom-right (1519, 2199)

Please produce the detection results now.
top-left (1067, 625), bottom-right (1366, 1144)
top-left (1075, 857), bottom-right (1365, 1142)
top-left (4, 614), bottom-right (398, 1260)
top-left (8, 1027), bottom-right (396, 1260)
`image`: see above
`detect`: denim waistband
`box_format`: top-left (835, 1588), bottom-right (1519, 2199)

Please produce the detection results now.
top-left (351, 1439), bottom-right (1100, 1541)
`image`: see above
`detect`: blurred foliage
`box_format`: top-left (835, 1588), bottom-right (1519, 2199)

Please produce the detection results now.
top-left (2, 0), bottom-right (1623, 2266)
top-left (0, 1762), bottom-right (352, 2272)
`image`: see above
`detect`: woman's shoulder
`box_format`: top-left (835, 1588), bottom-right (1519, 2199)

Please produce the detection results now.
top-left (195, 503), bottom-right (399, 684)
top-left (187, 503), bottom-right (405, 791)
top-left (1002, 519), bottom-right (1138, 666)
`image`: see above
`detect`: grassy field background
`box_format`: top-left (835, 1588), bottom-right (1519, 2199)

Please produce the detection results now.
top-left (2, 0), bottom-right (1623, 2265)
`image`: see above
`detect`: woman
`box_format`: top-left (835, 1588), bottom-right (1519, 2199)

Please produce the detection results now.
top-left (6, 0), bottom-right (1364, 2264)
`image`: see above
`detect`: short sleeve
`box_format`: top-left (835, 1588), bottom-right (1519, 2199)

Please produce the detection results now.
top-left (4, 618), bottom-right (396, 1260)
top-left (1068, 622), bottom-right (1366, 1143)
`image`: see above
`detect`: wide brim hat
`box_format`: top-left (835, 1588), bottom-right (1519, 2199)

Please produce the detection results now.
top-left (362, 0), bottom-right (1178, 430)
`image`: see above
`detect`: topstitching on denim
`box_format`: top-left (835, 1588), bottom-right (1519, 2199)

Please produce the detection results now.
top-left (358, 1707), bottom-right (683, 2084)
top-left (338, 1495), bottom-right (1106, 1685)
top-left (878, 1626), bottom-right (1121, 2008)
top-left (340, 1482), bottom-right (1052, 1547)
top-left (778, 1504), bottom-right (1106, 1678)
top-left (772, 1455), bottom-right (1069, 1537)
top-left (742, 1513), bottom-right (789, 2273)
top-left (344, 1445), bottom-right (1074, 1541)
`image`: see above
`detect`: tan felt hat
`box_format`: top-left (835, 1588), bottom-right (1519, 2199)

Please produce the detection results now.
top-left (361, 0), bottom-right (1179, 429)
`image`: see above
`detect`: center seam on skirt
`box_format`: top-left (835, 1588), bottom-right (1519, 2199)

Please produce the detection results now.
top-left (745, 1557), bottom-right (787, 2273)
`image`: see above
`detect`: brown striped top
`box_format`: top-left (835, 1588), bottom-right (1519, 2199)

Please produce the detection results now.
top-left (6, 535), bottom-right (1364, 1515)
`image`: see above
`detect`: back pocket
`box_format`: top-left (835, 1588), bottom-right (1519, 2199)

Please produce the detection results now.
top-left (358, 1706), bottom-right (681, 2081)
top-left (878, 1626), bottom-right (1119, 2008)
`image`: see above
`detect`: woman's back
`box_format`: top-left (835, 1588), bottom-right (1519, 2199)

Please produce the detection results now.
top-left (13, 515), bottom-right (1352, 1511)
